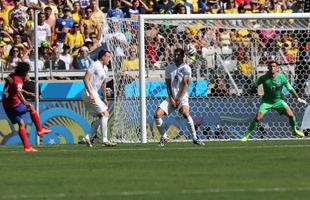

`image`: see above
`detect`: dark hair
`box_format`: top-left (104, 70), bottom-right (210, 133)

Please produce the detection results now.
top-left (174, 48), bottom-right (185, 55)
top-left (268, 60), bottom-right (277, 67)
top-left (97, 49), bottom-right (110, 60)
top-left (15, 62), bottom-right (30, 76)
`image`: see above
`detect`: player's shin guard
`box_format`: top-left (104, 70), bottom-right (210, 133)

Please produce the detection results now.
top-left (289, 115), bottom-right (297, 131)
top-left (154, 117), bottom-right (167, 138)
top-left (186, 115), bottom-right (197, 140)
top-left (19, 127), bottom-right (31, 149)
top-left (100, 116), bottom-right (108, 143)
top-left (30, 111), bottom-right (42, 131)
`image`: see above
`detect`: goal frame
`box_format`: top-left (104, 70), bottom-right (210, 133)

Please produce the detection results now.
top-left (138, 13), bottom-right (310, 143)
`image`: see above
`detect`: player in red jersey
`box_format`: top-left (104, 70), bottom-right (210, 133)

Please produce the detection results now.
top-left (2, 62), bottom-right (51, 152)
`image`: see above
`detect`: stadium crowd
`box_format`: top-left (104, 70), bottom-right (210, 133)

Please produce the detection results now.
top-left (0, 0), bottom-right (308, 94)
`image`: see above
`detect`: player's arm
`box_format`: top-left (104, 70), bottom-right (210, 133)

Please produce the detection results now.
top-left (17, 91), bottom-right (33, 110)
top-left (101, 81), bottom-right (108, 106)
top-left (165, 78), bottom-right (176, 107)
top-left (249, 77), bottom-right (262, 96)
top-left (83, 71), bottom-right (95, 104)
top-left (284, 78), bottom-right (308, 106)
top-left (176, 76), bottom-right (190, 105)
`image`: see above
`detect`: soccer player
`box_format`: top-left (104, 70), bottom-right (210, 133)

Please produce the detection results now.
top-left (154, 48), bottom-right (205, 146)
top-left (82, 49), bottom-right (116, 147)
top-left (241, 60), bottom-right (308, 141)
top-left (2, 62), bottom-right (51, 152)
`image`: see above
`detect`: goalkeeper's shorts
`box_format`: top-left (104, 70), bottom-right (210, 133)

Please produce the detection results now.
top-left (258, 100), bottom-right (289, 115)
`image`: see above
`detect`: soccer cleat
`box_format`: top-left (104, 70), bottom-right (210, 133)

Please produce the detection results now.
top-left (293, 129), bottom-right (305, 138)
top-left (103, 141), bottom-right (117, 147)
top-left (158, 137), bottom-right (169, 146)
top-left (37, 128), bottom-right (52, 136)
top-left (82, 137), bottom-right (93, 148)
top-left (193, 139), bottom-right (205, 146)
top-left (24, 147), bottom-right (38, 152)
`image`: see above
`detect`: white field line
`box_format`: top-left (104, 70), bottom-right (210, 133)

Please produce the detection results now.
top-left (1, 143), bottom-right (310, 154)
top-left (1, 187), bottom-right (310, 199)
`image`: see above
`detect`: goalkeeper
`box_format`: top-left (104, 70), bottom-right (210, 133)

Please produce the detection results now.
top-left (241, 60), bottom-right (308, 141)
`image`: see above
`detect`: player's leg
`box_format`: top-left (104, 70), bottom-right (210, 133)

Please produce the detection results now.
top-left (99, 111), bottom-right (116, 147)
top-left (17, 119), bottom-right (37, 152)
top-left (28, 105), bottom-right (51, 136)
top-left (241, 102), bottom-right (270, 141)
top-left (154, 101), bottom-right (170, 146)
top-left (6, 106), bottom-right (37, 152)
top-left (282, 106), bottom-right (304, 138)
top-left (180, 105), bottom-right (205, 146)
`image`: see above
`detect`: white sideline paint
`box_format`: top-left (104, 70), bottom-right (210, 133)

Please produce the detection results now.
top-left (1, 187), bottom-right (310, 199)
top-left (1, 143), bottom-right (310, 154)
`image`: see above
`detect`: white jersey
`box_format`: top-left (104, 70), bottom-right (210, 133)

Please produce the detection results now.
top-left (165, 62), bottom-right (191, 99)
top-left (84, 60), bottom-right (108, 98)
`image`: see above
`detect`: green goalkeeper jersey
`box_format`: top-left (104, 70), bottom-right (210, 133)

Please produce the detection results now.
top-left (254, 73), bottom-right (294, 103)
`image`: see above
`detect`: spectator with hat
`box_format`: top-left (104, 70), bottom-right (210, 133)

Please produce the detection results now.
top-left (71, 46), bottom-right (94, 70)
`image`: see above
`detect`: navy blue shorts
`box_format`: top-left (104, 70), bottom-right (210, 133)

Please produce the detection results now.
top-left (4, 103), bottom-right (30, 124)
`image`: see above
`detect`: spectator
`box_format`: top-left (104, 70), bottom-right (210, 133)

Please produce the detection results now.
top-left (80, 6), bottom-right (100, 39)
top-left (71, 46), bottom-right (93, 70)
top-left (71, 1), bottom-right (82, 24)
top-left (63, 22), bottom-right (84, 56)
top-left (80, 0), bottom-right (91, 10)
top-left (88, 31), bottom-right (100, 52)
top-left (0, 0), bottom-right (14, 30)
top-left (6, 46), bottom-right (23, 71)
top-left (123, 44), bottom-right (138, 70)
top-left (90, 0), bottom-right (108, 34)
top-left (153, 0), bottom-right (174, 14)
top-left (42, 0), bottom-right (58, 19)
top-left (24, 48), bottom-right (44, 71)
top-left (210, 77), bottom-right (229, 97)
top-left (122, 0), bottom-right (151, 19)
top-left (59, 44), bottom-right (72, 70)
top-left (24, 0), bottom-right (42, 10)
top-left (56, 7), bottom-right (74, 46)
top-left (27, 12), bottom-right (51, 49)
top-left (107, 0), bottom-right (125, 18)
top-left (0, 41), bottom-right (8, 65)
top-left (44, 6), bottom-right (56, 45)
top-left (44, 47), bottom-right (66, 70)
top-left (24, 7), bottom-right (34, 33)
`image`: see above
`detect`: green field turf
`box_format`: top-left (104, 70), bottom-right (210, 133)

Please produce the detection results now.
top-left (1, 140), bottom-right (310, 200)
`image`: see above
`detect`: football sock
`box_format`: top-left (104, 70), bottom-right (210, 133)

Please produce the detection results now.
top-left (100, 116), bottom-right (108, 143)
top-left (154, 117), bottom-right (167, 138)
top-left (186, 115), bottom-right (197, 140)
top-left (19, 127), bottom-right (30, 149)
top-left (30, 111), bottom-right (42, 131)
top-left (244, 120), bottom-right (259, 138)
top-left (289, 115), bottom-right (297, 131)
top-left (87, 119), bottom-right (100, 140)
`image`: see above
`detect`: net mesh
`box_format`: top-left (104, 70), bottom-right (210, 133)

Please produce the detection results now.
top-left (105, 16), bottom-right (310, 143)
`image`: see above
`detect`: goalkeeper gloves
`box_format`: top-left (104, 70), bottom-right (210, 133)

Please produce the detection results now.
top-left (297, 98), bottom-right (308, 106)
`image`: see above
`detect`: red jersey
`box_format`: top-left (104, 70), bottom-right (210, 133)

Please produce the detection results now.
top-left (2, 73), bottom-right (23, 109)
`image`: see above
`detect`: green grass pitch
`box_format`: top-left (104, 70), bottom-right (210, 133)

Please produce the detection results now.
top-left (1, 140), bottom-right (310, 200)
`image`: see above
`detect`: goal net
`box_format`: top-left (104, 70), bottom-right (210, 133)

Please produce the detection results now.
top-left (104, 14), bottom-right (310, 143)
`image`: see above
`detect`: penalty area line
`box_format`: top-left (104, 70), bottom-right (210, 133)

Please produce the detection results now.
top-left (1, 187), bottom-right (310, 199)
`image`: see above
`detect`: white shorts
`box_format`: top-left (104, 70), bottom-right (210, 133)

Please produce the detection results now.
top-left (158, 98), bottom-right (189, 115)
top-left (82, 91), bottom-right (108, 117)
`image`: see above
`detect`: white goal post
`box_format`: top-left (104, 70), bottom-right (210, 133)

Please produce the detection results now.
top-left (137, 13), bottom-right (310, 143)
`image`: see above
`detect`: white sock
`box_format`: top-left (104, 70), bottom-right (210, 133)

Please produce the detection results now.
top-left (100, 116), bottom-right (108, 143)
top-left (87, 119), bottom-right (100, 140)
top-left (186, 115), bottom-right (197, 140)
top-left (154, 117), bottom-right (167, 138)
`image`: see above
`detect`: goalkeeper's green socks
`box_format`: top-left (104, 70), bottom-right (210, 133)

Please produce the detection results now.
top-left (241, 120), bottom-right (259, 142)
top-left (289, 115), bottom-right (297, 131)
